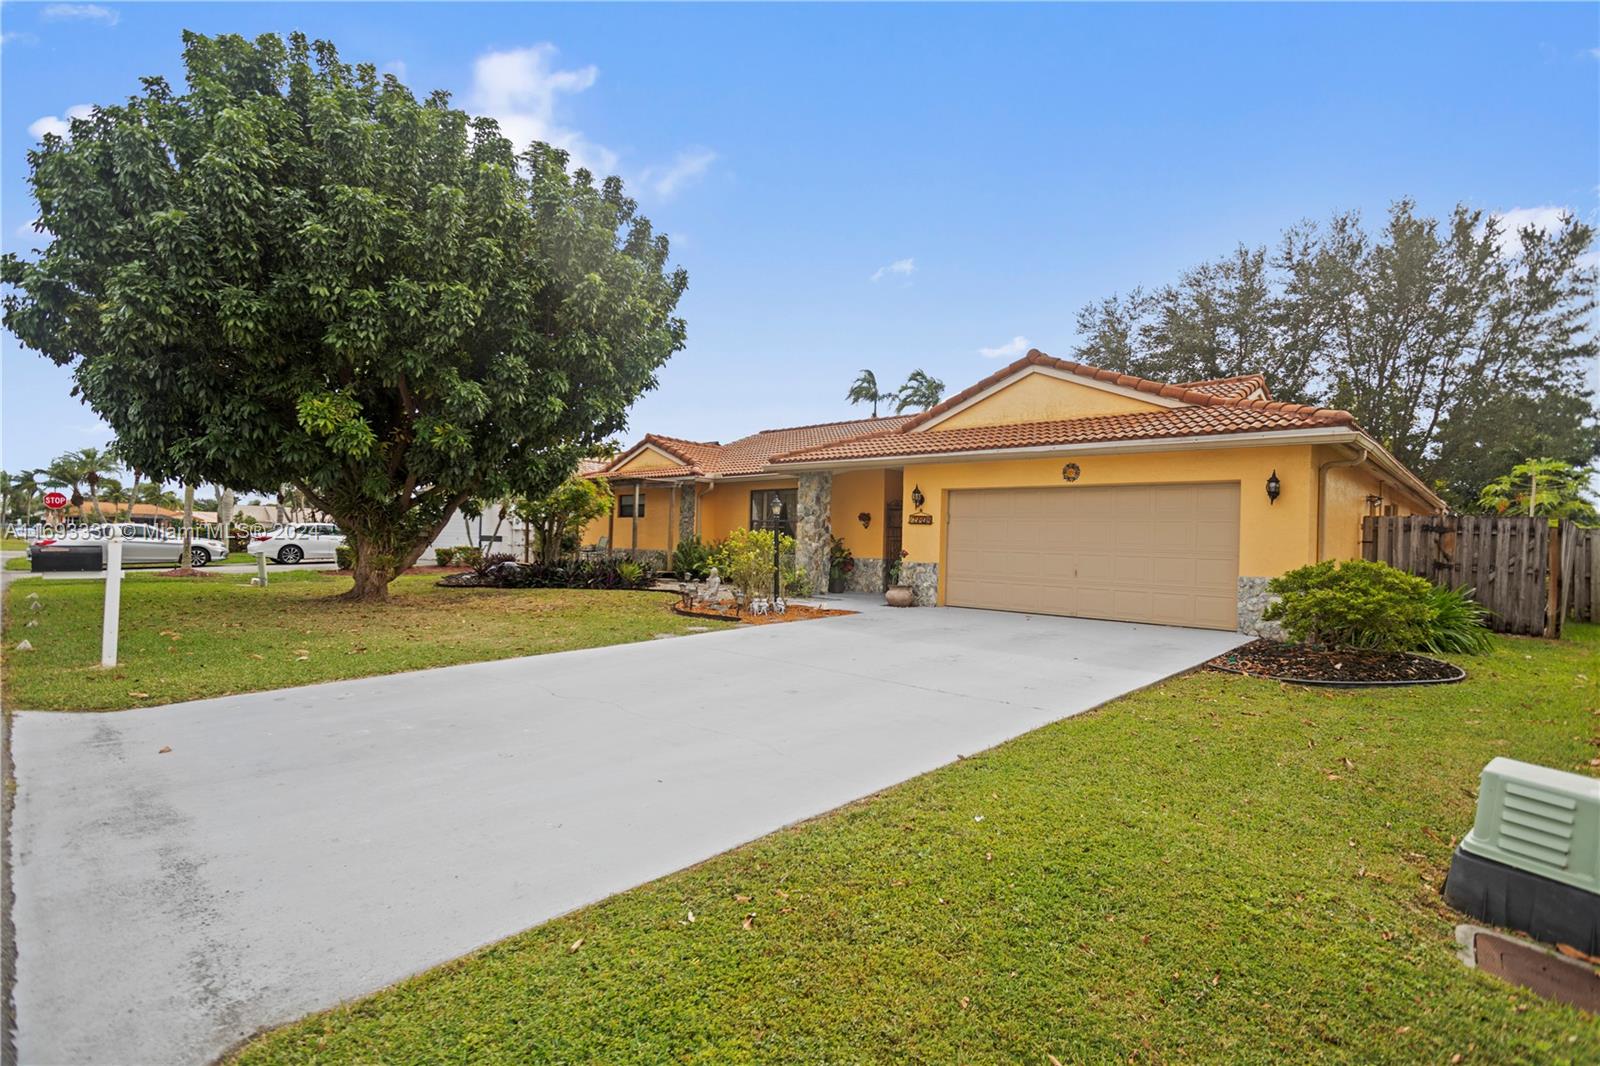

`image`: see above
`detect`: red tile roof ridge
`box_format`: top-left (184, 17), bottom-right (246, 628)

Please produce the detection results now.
top-left (753, 413), bottom-right (917, 435)
top-left (896, 350), bottom-right (1351, 431)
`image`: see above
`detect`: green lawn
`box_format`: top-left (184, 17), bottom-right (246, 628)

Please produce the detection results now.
top-left (234, 626), bottom-right (1600, 1065)
top-left (2, 536), bottom-right (28, 551)
top-left (2, 571), bottom-right (731, 711)
top-left (4, 555), bottom-right (28, 571)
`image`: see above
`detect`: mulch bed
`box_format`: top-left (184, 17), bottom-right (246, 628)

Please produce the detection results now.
top-left (155, 567), bottom-right (215, 578)
top-left (672, 603), bottom-right (856, 626)
top-left (1206, 638), bottom-right (1465, 687)
top-left (335, 566), bottom-right (472, 577)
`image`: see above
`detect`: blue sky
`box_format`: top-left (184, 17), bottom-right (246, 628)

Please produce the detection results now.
top-left (2, 2), bottom-right (1597, 477)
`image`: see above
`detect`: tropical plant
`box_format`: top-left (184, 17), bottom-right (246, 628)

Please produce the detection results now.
top-left (467, 557), bottom-right (654, 590)
top-left (616, 560), bottom-right (646, 587)
top-left (1477, 458), bottom-right (1598, 525)
top-left (517, 476), bottom-right (613, 564)
top-left (1420, 584), bottom-right (1493, 655)
top-left (1263, 560), bottom-right (1438, 651)
top-left (828, 534), bottom-right (854, 580)
top-left (2, 31), bottom-right (687, 601)
top-left (671, 535), bottom-right (713, 579)
top-left (711, 527), bottom-right (794, 606)
top-left (847, 369), bottom-right (890, 418)
top-left (894, 369), bottom-right (945, 413)
top-left (887, 548), bottom-right (910, 587)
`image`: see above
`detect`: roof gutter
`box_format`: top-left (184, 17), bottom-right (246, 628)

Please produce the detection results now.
top-left (765, 427), bottom-right (1360, 472)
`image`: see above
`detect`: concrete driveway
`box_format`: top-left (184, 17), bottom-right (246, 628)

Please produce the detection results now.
top-left (8, 599), bottom-right (1244, 1065)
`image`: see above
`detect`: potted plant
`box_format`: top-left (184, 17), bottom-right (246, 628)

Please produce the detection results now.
top-left (884, 549), bottom-right (913, 607)
top-left (827, 535), bottom-right (854, 593)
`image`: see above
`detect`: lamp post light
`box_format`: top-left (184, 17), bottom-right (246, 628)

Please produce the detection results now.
top-left (770, 493), bottom-right (784, 601)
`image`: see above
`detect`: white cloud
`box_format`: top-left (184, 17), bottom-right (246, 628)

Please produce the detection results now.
top-left (470, 44), bottom-right (617, 176)
top-left (870, 257), bottom-right (915, 283)
top-left (2, 30), bottom-right (40, 46)
top-left (1489, 205), bottom-right (1573, 257)
top-left (382, 59), bottom-right (408, 81)
top-left (637, 148), bottom-right (716, 199)
top-left (28, 103), bottom-right (93, 140)
top-left (40, 3), bottom-right (119, 25)
top-left (15, 219), bottom-right (50, 239)
top-left (468, 43), bottom-right (714, 200)
top-left (978, 335), bottom-right (1032, 360)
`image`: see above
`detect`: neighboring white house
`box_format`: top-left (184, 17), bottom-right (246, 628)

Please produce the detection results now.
top-left (428, 502), bottom-right (528, 562)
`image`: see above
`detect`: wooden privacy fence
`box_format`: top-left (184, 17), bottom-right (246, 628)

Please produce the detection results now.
top-left (1362, 515), bottom-right (1597, 638)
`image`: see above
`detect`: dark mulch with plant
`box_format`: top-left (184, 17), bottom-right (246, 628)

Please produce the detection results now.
top-left (1208, 638), bottom-right (1464, 686)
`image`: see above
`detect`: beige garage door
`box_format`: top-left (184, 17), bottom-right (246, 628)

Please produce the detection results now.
top-left (946, 483), bottom-right (1240, 629)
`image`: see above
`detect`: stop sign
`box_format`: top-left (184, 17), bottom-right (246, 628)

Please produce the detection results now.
top-left (43, 491), bottom-right (68, 511)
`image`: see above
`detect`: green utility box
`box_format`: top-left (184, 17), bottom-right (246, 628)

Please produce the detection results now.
top-left (1445, 757), bottom-right (1600, 954)
top-left (1461, 758), bottom-right (1600, 893)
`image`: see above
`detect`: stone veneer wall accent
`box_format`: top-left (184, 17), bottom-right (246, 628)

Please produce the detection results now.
top-left (1236, 576), bottom-right (1284, 638)
top-left (615, 548), bottom-right (668, 572)
top-left (677, 485), bottom-right (697, 547)
top-left (903, 561), bottom-right (938, 606)
top-left (845, 557), bottom-right (885, 594)
top-left (796, 471), bottom-right (832, 596)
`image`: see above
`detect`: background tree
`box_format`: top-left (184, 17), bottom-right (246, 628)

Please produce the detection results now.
top-left (1477, 458), bottom-right (1598, 524)
top-left (1072, 199), bottom-right (1598, 505)
top-left (894, 369), bottom-right (945, 413)
top-left (517, 476), bottom-right (612, 564)
top-left (847, 369), bottom-right (889, 418)
top-left (2, 32), bottom-right (687, 600)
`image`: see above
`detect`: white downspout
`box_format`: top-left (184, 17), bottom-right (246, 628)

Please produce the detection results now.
top-left (1316, 446), bottom-right (1368, 563)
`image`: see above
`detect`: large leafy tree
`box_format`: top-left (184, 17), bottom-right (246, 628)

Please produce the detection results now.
top-left (2, 32), bottom-right (687, 599)
top-left (1073, 200), bottom-right (1598, 506)
top-left (1477, 458), bottom-right (1598, 524)
top-left (517, 475), bottom-right (613, 564)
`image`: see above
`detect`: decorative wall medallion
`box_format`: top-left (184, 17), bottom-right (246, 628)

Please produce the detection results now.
top-left (1062, 462), bottom-right (1082, 482)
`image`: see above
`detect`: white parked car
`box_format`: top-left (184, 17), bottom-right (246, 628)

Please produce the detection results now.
top-left (30, 523), bottom-right (231, 568)
top-left (246, 522), bottom-right (345, 564)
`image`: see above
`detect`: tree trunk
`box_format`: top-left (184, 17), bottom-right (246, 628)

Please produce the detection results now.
top-left (343, 544), bottom-right (395, 602)
top-left (181, 483), bottom-right (195, 566)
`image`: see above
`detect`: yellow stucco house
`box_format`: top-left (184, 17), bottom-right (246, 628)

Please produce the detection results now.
top-left (584, 350), bottom-right (1443, 633)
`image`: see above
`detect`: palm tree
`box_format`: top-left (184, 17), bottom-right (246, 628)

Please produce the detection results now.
top-left (894, 369), bottom-right (946, 413)
top-left (847, 369), bottom-right (889, 418)
top-left (47, 447), bottom-right (118, 521)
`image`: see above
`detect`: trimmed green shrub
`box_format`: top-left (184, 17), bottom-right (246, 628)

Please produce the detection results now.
top-left (671, 536), bottom-right (712, 579)
top-left (469, 559), bottom-right (655, 590)
top-left (1420, 584), bottom-right (1494, 655)
top-left (434, 546), bottom-right (458, 566)
top-left (1263, 560), bottom-right (1437, 651)
top-left (335, 544), bottom-right (355, 570)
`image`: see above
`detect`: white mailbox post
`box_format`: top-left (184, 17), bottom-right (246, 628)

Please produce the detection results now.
top-left (100, 524), bottom-right (123, 667)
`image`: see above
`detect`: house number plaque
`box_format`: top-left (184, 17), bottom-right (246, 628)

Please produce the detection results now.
top-left (907, 513), bottom-right (933, 525)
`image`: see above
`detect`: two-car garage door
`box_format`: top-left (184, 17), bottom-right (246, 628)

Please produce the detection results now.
top-left (945, 483), bottom-right (1241, 630)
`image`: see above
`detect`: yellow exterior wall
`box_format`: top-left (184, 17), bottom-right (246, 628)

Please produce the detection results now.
top-left (896, 445), bottom-right (1321, 604)
top-left (1315, 446), bottom-right (1433, 562)
top-left (830, 469), bottom-right (891, 558)
top-left (929, 372), bottom-right (1165, 430)
top-left (697, 478), bottom-right (797, 543)
top-left (612, 446), bottom-right (683, 473)
top-left (580, 483), bottom-right (678, 551)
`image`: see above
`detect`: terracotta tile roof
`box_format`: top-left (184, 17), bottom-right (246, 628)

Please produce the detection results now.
top-left (592, 415), bottom-right (915, 479)
top-left (896, 351), bottom-right (1333, 433)
top-left (772, 402), bottom-right (1350, 464)
top-left (1177, 374), bottom-right (1271, 401)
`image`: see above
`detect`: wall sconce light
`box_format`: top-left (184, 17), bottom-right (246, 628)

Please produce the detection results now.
top-left (858, 511), bottom-right (871, 529)
top-left (911, 485), bottom-right (925, 509)
top-left (1265, 470), bottom-right (1281, 505)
